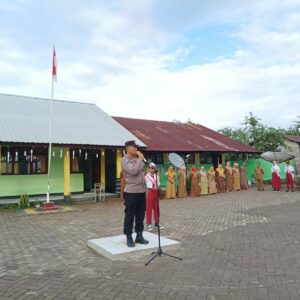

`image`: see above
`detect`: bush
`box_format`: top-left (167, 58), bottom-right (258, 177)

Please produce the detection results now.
top-left (19, 194), bottom-right (29, 209)
top-left (0, 203), bottom-right (19, 209)
top-left (64, 195), bottom-right (74, 205)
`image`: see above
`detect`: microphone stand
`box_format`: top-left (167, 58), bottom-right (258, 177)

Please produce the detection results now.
top-left (145, 167), bottom-right (182, 266)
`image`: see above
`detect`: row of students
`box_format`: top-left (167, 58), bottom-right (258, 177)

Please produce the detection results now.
top-left (143, 160), bottom-right (296, 231)
top-left (164, 161), bottom-right (296, 197)
top-left (120, 160), bottom-right (296, 204)
top-left (164, 162), bottom-right (248, 198)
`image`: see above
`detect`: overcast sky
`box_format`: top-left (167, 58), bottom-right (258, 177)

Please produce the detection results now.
top-left (0, 0), bottom-right (299, 130)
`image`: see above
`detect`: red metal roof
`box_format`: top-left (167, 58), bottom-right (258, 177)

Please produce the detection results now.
top-left (113, 117), bottom-right (260, 153)
top-left (285, 135), bottom-right (300, 143)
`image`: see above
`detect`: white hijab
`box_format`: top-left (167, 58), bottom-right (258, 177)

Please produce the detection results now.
top-left (271, 161), bottom-right (280, 174)
top-left (200, 166), bottom-right (207, 176)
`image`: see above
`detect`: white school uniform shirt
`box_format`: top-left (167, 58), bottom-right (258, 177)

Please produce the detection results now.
top-left (271, 165), bottom-right (280, 176)
top-left (145, 173), bottom-right (160, 189)
top-left (285, 165), bottom-right (294, 174)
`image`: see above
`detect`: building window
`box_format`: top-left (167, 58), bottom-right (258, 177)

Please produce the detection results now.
top-left (70, 149), bottom-right (100, 173)
top-left (179, 152), bottom-right (195, 164)
top-left (0, 146), bottom-right (48, 175)
top-left (200, 153), bottom-right (213, 164)
top-left (145, 152), bottom-right (164, 164)
top-left (70, 149), bottom-right (84, 173)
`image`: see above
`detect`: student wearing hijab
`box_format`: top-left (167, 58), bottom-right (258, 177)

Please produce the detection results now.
top-left (240, 162), bottom-right (248, 190)
top-left (225, 162), bottom-right (233, 192)
top-left (190, 166), bottom-right (200, 197)
top-left (208, 166), bottom-right (218, 194)
top-left (216, 164), bottom-right (225, 193)
top-left (233, 163), bottom-right (241, 191)
top-left (165, 166), bottom-right (176, 199)
top-left (199, 166), bottom-right (209, 195)
top-left (285, 160), bottom-right (295, 192)
top-left (178, 167), bottom-right (187, 198)
top-left (255, 162), bottom-right (265, 191)
top-left (271, 161), bottom-right (281, 192)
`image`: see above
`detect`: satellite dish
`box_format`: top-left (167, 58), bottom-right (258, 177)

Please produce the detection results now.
top-left (169, 153), bottom-right (185, 168)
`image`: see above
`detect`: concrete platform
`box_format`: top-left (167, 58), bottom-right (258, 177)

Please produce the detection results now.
top-left (87, 232), bottom-right (181, 261)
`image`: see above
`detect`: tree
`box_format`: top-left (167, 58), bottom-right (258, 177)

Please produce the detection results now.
top-left (285, 116), bottom-right (300, 136)
top-left (219, 112), bottom-right (286, 152)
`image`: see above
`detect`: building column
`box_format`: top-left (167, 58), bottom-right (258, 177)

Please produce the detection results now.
top-left (100, 148), bottom-right (105, 189)
top-left (116, 149), bottom-right (122, 179)
top-left (195, 153), bottom-right (200, 165)
top-left (64, 148), bottom-right (71, 196)
top-left (163, 152), bottom-right (169, 164)
top-left (222, 154), bottom-right (226, 165)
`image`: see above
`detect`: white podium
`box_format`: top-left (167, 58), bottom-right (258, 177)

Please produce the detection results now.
top-left (88, 232), bottom-right (181, 261)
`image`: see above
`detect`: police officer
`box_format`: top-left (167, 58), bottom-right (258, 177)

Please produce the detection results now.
top-left (122, 140), bottom-right (149, 247)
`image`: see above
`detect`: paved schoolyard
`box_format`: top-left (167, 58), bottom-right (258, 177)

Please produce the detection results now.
top-left (0, 187), bottom-right (300, 300)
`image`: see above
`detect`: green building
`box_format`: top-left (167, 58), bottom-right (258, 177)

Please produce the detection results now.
top-left (0, 94), bottom-right (145, 199)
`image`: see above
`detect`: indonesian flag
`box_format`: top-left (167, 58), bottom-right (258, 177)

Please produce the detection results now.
top-left (52, 47), bottom-right (57, 82)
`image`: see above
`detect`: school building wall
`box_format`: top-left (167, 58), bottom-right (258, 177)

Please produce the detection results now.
top-left (0, 145), bottom-right (124, 198)
top-left (0, 147), bottom-right (84, 197)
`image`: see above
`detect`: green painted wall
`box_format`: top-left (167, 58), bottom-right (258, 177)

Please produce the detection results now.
top-left (71, 174), bottom-right (84, 193)
top-left (245, 158), bottom-right (292, 181)
top-left (0, 147), bottom-right (84, 197)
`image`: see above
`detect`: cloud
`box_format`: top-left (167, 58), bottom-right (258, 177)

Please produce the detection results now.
top-left (0, 0), bottom-right (299, 130)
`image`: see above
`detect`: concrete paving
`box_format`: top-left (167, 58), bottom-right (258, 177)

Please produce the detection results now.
top-left (0, 187), bottom-right (300, 299)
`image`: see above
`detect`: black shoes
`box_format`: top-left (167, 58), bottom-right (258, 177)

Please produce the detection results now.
top-left (126, 233), bottom-right (149, 247)
top-left (135, 232), bottom-right (149, 245)
top-left (126, 235), bottom-right (135, 247)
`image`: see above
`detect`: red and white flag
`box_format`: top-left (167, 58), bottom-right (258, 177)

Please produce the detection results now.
top-left (52, 47), bottom-right (57, 82)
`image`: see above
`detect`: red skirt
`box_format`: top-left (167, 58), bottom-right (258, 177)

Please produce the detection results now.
top-left (272, 173), bottom-right (281, 189)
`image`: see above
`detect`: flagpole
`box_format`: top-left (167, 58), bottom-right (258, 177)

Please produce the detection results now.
top-left (47, 47), bottom-right (55, 203)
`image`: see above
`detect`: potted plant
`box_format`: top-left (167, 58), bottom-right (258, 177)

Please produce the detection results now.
top-left (19, 193), bottom-right (29, 209)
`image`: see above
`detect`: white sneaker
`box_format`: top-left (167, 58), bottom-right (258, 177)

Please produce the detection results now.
top-left (155, 224), bottom-right (164, 230)
top-left (147, 225), bottom-right (153, 231)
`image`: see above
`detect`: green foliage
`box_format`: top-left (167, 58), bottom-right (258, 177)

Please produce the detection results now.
top-left (64, 195), bottom-right (74, 205)
top-left (219, 112), bottom-right (300, 152)
top-left (19, 194), bottom-right (29, 209)
top-left (0, 203), bottom-right (19, 209)
top-left (32, 199), bottom-right (41, 208)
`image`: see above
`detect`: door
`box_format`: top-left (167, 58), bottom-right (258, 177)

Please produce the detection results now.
top-left (212, 153), bottom-right (221, 168)
top-left (83, 156), bottom-right (93, 192)
top-left (105, 149), bottom-right (116, 193)
top-left (82, 152), bottom-right (101, 192)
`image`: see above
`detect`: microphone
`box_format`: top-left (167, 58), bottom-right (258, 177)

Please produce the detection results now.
top-left (136, 151), bottom-right (149, 164)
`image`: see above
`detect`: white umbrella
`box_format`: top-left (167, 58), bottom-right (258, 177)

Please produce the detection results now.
top-left (169, 153), bottom-right (185, 168)
top-left (260, 151), bottom-right (295, 163)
